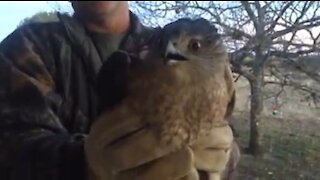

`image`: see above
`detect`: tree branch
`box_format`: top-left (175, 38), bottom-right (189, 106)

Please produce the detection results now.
top-left (241, 1), bottom-right (260, 31)
top-left (271, 17), bottom-right (320, 39)
top-left (266, 1), bottom-right (294, 33)
top-left (267, 65), bottom-right (319, 106)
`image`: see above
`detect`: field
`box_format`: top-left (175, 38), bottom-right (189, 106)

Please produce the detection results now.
top-left (231, 111), bottom-right (320, 180)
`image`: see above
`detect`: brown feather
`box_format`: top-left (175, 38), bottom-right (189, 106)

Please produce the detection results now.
top-left (115, 32), bottom-right (233, 149)
top-left (86, 18), bottom-right (237, 180)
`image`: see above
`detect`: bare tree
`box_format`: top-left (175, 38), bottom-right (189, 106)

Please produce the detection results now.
top-left (131, 1), bottom-right (320, 157)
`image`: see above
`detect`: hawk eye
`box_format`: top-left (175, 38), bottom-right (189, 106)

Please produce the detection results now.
top-left (188, 39), bottom-right (201, 51)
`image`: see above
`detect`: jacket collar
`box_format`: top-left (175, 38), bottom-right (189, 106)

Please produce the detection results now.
top-left (56, 11), bottom-right (153, 83)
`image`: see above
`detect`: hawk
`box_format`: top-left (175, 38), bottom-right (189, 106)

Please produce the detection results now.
top-left (85, 18), bottom-right (236, 180)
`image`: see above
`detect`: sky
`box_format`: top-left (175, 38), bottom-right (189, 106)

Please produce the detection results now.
top-left (0, 1), bottom-right (318, 46)
top-left (0, 1), bottom-right (70, 41)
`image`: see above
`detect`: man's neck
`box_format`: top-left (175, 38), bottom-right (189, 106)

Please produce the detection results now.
top-left (75, 6), bottom-right (130, 35)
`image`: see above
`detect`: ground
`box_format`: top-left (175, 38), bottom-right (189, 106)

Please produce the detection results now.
top-left (230, 111), bottom-right (320, 180)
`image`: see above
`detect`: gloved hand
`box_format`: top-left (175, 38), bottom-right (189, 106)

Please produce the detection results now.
top-left (191, 124), bottom-right (239, 180)
top-left (221, 141), bottom-right (241, 180)
top-left (84, 105), bottom-right (196, 180)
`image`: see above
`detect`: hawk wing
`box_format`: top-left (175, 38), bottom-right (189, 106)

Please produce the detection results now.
top-left (95, 51), bottom-right (132, 112)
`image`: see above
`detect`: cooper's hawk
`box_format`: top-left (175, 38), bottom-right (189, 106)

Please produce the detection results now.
top-left (85, 18), bottom-right (237, 180)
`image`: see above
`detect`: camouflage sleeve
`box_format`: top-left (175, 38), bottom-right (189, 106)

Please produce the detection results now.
top-left (0, 25), bottom-right (87, 180)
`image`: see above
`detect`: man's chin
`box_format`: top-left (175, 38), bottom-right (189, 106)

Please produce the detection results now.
top-left (72, 1), bottom-right (125, 15)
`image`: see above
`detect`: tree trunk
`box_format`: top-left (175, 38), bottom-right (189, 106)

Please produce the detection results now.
top-left (247, 64), bottom-right (264, 157)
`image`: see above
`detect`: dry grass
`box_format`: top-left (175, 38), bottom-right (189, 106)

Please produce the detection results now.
top-left (230, 111), bottom-right (320, 180)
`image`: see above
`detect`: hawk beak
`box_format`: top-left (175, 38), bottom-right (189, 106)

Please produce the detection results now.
top-left (164, 41), bottom-right (188, 65)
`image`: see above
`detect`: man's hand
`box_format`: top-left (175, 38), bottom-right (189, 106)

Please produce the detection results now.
top-left (84, 105), bottom-right (196, 180)
top-left (191, 124), bottom-right (238, 180)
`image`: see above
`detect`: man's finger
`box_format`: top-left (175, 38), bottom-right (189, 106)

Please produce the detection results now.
top-left (116, 147), bottom-right (195, 180)
top-left (191, 124), bottom-right (233, 174)
top-left (193, 148), bottom-right (231, 173)
top-left (87, 105), bottom-right (145, 147)
top-left (192, 125), bottom-right (233, 150)
top-left (103, 128), bottom-right (177, 173)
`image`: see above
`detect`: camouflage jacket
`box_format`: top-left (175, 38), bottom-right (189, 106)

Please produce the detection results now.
top-left (0, 11), bottom-right (155, 180)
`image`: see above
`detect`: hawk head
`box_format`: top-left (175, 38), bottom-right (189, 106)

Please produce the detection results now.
top-left (161, 18), bottom-right (228, 68)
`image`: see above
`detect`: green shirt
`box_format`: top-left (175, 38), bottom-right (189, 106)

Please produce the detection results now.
top-left (88, 30), bottom-right (127, 62)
